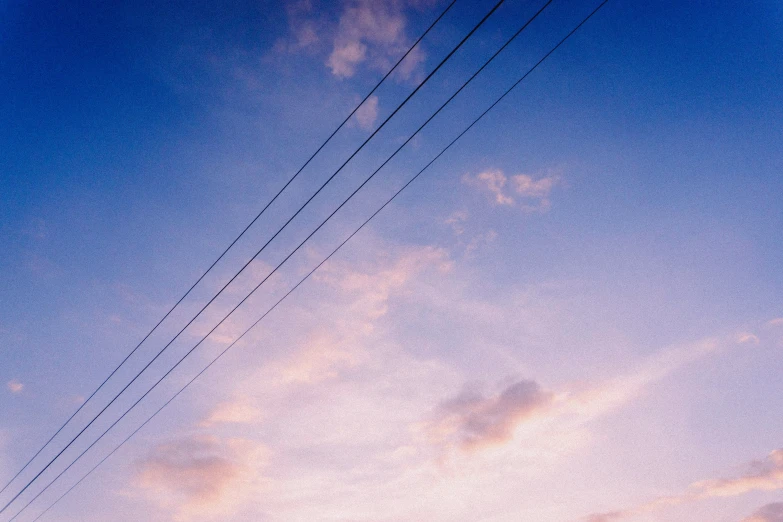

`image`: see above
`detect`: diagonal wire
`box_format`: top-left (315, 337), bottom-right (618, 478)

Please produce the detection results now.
top-left (6, 0), bottom-right (544, 515)
top-left (20, 3), bottom-right (610, 520)
top-left (0, 0), bottom-right (459, 501)
top-left (0, 0), bottom-right (506, 515)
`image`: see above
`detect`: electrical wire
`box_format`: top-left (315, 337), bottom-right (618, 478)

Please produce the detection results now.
top-left (18, 3), bottom-right (610, 519)
top-left (0, 0), bottom-right (508, 515)
top-left (0, 0), bottom-right (459, 502)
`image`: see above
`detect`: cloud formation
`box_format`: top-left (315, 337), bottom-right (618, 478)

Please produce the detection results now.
top-left (353, 94), bottom-right (379, 130)
top-left (316, 244), bottom-right (451, 323)
top-left (425, 379), bottom-right (555, 451)
top-left (742, 503), bottom-right (783, 522)
top-left (327, 0), bottom-right (419, 79)
top-left (584, 448), bottom-right (783, 521)
top-left (6, 380), bottom-right (23, 394)
top-left (135, 435), bottom-right (267, 521)
top-left (276, 0), bottom-right (427, 80)
top-left (462, 168), bottom-right (562, 212)
top-left (201, 399), bottom-right (262, 427)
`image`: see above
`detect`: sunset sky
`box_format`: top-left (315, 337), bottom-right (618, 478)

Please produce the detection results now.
top-left (1, 0), bottom-right (783, 521)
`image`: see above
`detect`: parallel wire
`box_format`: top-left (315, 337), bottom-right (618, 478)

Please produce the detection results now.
top-left (8, 0), bottom-right (605, 518)
top-left (0, 0), bottom-right (458, 501)
top-left (0, 0), bottom-right (507, 515)
top-left (19, 3), bottom-right (611, 519)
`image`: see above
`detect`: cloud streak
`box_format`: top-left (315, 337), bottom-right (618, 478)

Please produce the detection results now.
top-left (742, 502), bottom-right (783, 522)
top-left (584, 449), bottom-right (783, 521)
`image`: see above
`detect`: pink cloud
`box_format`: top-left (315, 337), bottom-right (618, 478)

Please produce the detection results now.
top-left (274, 0), bottom-right (426, 80)
top-left (742, 502), bottom-right (783, 522)
top-left (135, 435), bottom-right (267, 521)
top-left (426, 380), bottom-right (554, 451)
top-left (583, 448), bottom-right (783, 521)
top-left (462, 168), bottom-right (562, 211)
top-left (327, 0), bottom-right (411, 78)
top-left (316, 244), bottom-right (451, 323)
top-left (6, 380), bottom-right (23, 394)
top-left (201, 399), bottom-right (262, 427)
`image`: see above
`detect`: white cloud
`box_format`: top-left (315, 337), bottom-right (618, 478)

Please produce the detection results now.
top-left (462, 168), bottom-right (563, 212)
top-left (353, 94), bottom-right (379, 130)
top-left (327, 0), bottom-right (409, 79)
top-left (276, 0), bottom-right (427, 80)
top-left (327, 39), bottom-right (367, 77)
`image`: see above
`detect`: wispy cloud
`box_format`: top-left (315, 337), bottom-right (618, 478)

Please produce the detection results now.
top-left (424, 379), bottom-right (554, 451)
top-left (443, 210), bottom-right (468, 235)
top-left (352, 94), bottom-right (379, 130)
top-left (6, 380), bottom-right (23, 394)
top-left (315, 244), bottom-right (451, 324)
top-left (135, 434), bottom-right (267, 521)
top-left (741, 502), bottom-right (783, 522)
top-left (737, 332), bottom-right (761, 344)
top-left (583, 449), bottom-right (783, 521)
top-left (201, 398), bottom-right (262, 427)
top-left (462, 168), bottom-right (563, 212)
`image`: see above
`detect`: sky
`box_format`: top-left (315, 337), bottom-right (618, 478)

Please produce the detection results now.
top-left (1, 0), bottom-right (782, 521)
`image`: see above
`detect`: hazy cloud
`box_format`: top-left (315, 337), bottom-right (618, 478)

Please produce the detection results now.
top-left (737, 332), bottom-right (760, 344)
top-left (135, 435), bottom-right (267, 521)
top-left (742, 502), bottom-right (783, 522)
top-left (316, 244), bottom-right (451, 323)
top-left (272, 0), bottom-right (323, 54)
top-left (584, 513), bottom-right (625, 522)
top-left (201, 399), bottom-right (262, 427)
top-left (6, 380), bottom-right (23, 394)
top-left (584, 448), bottom-right (783, 521)
top-left (426, 379), bottom-right (555, 451)
top-left (353, 94), bottom-right (379, 130)
top-left (443, 210), bottom-right (468, 235)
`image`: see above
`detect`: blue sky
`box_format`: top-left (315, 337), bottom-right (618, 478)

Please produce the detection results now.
top-left (1, 1), bottom-right (783, 521)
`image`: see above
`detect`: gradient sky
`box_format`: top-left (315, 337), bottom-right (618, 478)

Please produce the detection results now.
top-left (1, 0), bottom-right (783, 521)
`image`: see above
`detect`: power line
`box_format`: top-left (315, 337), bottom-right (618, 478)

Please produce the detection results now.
top-left (0, 0), bottom-right (459, 502)
top-left (5, 0), bottom-right (544, 515)
top-left (20, 3), bottom-right (610, 520)
top-left (0, 0), bottom-right (507, 515)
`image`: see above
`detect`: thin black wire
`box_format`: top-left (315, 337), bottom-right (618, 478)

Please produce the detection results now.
top-left (0, 1), bottom-right (506, 515)
top-left (21, 3), bottom-right (610, 520)
top-left (0, 0), bottom-right (458, 502)
top-left (6, 0), bottom-right (545, 515)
